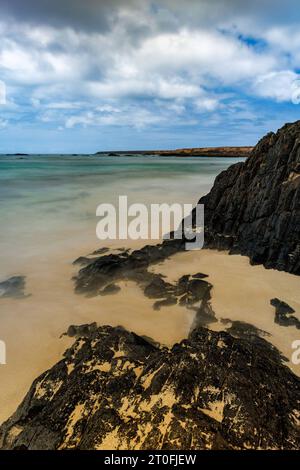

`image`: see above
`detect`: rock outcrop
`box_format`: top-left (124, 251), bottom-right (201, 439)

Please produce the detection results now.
top-left (0, 276), bottom-right (28, 299)
top-left (0, 324), bottom-right (299, 450)
top-left (271, 298), bottom-right (300, 329)
top-left (199, 121), bottom-right (300, 274)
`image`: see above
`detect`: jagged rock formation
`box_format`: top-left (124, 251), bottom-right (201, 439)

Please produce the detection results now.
top-left (74, 239), bottom-right (184, 297)
top-left (271, 298), bottom-right (300, 329)
top-left (0, 324), bottom-right (299, 450)
top-left (199, 121), bottom-right (300, 274)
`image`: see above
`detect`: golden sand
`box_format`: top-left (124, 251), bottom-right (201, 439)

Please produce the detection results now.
top-left (0, 240), bottom-right (299, 425)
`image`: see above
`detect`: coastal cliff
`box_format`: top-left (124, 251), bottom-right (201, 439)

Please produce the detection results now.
top-left (200, 121), bottom-right (300, 274)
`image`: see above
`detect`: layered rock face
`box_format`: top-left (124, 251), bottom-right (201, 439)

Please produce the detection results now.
top-left (1, 325), bottom-right (299, 450)
top-left (199, 121), bottom-right (300, 274)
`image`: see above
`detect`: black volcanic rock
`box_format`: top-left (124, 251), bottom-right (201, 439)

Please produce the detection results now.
top-left (99, 283), bottom-right (121, 296)
top-left (72, 256), bottom-right (95, 267)
top-left (271, 298), bottom-right (300, 329)
top-left (64, 322), bottom-right (98, 339)
top-left (74, 243), bottom-right (214, 315)
top-left (198, 121), bottom-right (300, 274)
top-left (0, 276), bottom-right (28, 299)
top-left (143, 277), bottom-right (173, 298)
top-left (153, 296), bottom-right (177, 310)
top-left (0, 324), bottom-right (299, 450)
top-left (74, 239), bottom-right (185, 297)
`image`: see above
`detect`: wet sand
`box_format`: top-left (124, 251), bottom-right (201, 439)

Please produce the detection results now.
top-left (151, 249), bottom-right (300, 376)
top-left (0, 238), bottom-right (194, 424)
top-left (0, 155), bottom-right (246, 424)
top-left (0, 238), bottom-right (299, 424)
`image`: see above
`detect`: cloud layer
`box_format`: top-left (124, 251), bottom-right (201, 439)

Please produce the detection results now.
top-left (0, 0), bottom-right (300, 152)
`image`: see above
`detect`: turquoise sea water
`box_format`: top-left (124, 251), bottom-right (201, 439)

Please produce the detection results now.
top-left (0, 154), bottom-right (243, 279)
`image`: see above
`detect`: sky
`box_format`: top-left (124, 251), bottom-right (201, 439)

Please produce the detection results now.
top-left (0, 0), bottom-right (300, 153)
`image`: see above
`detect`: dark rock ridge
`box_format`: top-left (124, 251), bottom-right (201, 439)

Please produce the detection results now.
top-left (220, 319), bottom-right (271, 341)
top-left (74, 239), bottom-right (215, 322)
top-left (271, 298), bottom-right (300, 329)
top-left (74, 239), bottom-right (185, 298)
top-left (0, 324), bottom-right (299, 450)
top-left (198, 121), bottom-right (300, 274)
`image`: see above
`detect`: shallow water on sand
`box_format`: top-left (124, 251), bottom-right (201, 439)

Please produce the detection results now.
top-left (1, 154), bottom-right (299, 424)
top-left (0, 154), bottom-right (239, 273)
top-left (0, 154), bottom-right (242, 422)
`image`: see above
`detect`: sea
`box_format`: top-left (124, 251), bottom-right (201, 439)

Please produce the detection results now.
top-left (0, 154), bottom-right (242, 278)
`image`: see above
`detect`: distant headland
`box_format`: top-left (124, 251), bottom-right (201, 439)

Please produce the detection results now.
top-left (95, 146), bottom-right (253, 158)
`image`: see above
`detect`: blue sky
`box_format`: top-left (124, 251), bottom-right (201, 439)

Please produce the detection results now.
top-left (0, 0), bottom-right (300, 153)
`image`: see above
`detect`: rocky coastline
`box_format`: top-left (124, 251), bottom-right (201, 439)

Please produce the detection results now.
top-left (1, 121), bottom-right (299, 450)
top-left (96, 146), bottom-right (253, 158)
top-left (198, 120), bottom-right (300, 274)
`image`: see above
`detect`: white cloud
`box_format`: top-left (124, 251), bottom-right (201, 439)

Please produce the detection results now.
top-left (0, 80), bottom-right (6, 104)
top-left (253, 71), bottom-right (300, 102)
top-left (65, 106), bottom-right (165, 129)
top-left (263, 26), bottom-right (300, 66)
top-left (0, 0), bottom-right (299, 136)
top-left (195, 97), bottom-right (220, 112)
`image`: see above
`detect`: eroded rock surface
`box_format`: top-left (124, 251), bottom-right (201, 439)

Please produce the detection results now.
top-left (74, 239), bottom-right (185, 298)
top-left (271, 298), bottom-right (300, 329)
top-left (198, 121), bottom-right (300, 274)
top-left (0, 324), bottom-right (299, 450)
top-left (74, 244), bottom-right (214, 322)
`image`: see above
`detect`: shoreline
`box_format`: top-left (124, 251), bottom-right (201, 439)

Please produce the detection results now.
top-left (95, 146), bottom-right (253, 158)
top-left (0, 238), bottom-right (299, 425)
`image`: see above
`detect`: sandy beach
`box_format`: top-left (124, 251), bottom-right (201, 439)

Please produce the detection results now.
top-left (0, 155), bottom-right (244, 424)
top-left (1, 235), bottom-right (299, 425)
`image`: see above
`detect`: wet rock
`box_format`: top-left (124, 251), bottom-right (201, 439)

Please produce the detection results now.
top-left (74, 239), bottom-right (213, 315)
top-left (176, 275), bottom-right (190, 295)
top-left (139, 335), bottom-right (161, 348)
top-left (192, 272), bottom-right (209, 279)
top-left (153, 296), bottom-right (178, 310)
top-left (221, 319), bottom-right (271, 340)
top-left (0, 276), bottom-right (27, 299)
top-left (64, 322), bottom-right (98, 339)
top-left (192, 299), bottom-right (217, 328)
top-left (1, 324), bottom-right (299, 450)
top-left (271, 298), bottom-right (300, 329)
top-left (72, 257), bottom-right (95, 267)
top-left (144, 277), bottom-right (173, 299)
top-left (90, 247), bottom-right (109, 256)
top-left (100, 283), bottom-right (121, 296)
top-left (74, 239), bottom-right (185, 297)
top-left (179, 279), bottom-right (212, 305)
top-left (271, 298), bottom-right (295, 315)
top-left (196, 121), bottom-right (300, 274)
